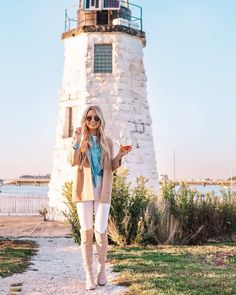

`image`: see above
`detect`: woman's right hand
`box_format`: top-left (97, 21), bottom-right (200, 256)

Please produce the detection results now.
top-left (73, 127), bottom-right (82, 144)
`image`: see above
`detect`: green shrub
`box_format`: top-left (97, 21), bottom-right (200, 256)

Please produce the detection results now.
top-left (158, 182), bottom-right (236, 244)
top-left (62, 181), bottom-right (81, 244)
top-left (108, 170), bottom-right (155, 246)
top-left (62, 174), bottom-right (236, 246)
top-left (215, 189), bottom-right (236, 239)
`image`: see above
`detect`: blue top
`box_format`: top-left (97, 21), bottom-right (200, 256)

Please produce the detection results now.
top-left (72, 135), bottom-right (103, 187)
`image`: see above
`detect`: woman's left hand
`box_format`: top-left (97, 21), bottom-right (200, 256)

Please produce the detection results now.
top-left (118, 145), bottom-right (132, 158)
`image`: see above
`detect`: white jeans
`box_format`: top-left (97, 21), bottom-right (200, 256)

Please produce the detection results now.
top-left (76, 201), bottom-right (110, 234)
top-left (76, 176), bottom-right (110, 233)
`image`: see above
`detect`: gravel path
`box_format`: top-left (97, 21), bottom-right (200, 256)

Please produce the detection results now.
top-left (0, 237), bottom-right (126, 295)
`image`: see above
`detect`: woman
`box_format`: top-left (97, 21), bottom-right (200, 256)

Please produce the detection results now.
top-left (68, 105), bottom-right (132, 290)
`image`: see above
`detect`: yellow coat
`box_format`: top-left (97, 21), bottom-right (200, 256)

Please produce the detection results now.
top-left (68, 137), bottom-right (121, 204)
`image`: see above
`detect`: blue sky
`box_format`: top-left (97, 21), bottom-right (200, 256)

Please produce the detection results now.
top-left (0, 0), bottom-right (235, 180)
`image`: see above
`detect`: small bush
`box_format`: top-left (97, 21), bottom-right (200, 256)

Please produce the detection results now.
top-left (109, 170), bottom-right (155, 246)
top-left (38, 207), bottom-right (48, 221)
top-left (62, 182), bottom-right (81, 244)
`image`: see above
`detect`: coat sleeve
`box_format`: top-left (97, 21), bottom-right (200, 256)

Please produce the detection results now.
top-left (108, 137), bottom-right (122, 171)
top-left (68, 146), bottom-right (80, 167)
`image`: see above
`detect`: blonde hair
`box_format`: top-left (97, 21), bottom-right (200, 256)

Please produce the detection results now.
top-left (78, 105), bottom-right (111, 168)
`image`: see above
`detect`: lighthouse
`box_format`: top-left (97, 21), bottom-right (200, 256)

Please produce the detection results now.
top-left (48, 0), bottom-right (159, 220)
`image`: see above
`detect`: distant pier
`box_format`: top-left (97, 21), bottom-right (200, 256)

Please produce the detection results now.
top-left (159, 180), bottom-right (236, 187)
top-left (4, 179), bottom-right (50, 186)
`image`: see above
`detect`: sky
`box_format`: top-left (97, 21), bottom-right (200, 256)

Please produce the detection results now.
top-left (0, 0), bottom-right (236, 180)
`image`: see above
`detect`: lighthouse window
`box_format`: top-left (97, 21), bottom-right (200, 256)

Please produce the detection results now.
top-left (94, 44), bottom-right (112, 73)
top-left (63, 106), bottom-right (78, 138)
top-left (103, 0), bottom-right (120, 9)
top-left (68, 107), bottom-right (73, 137)
top-left (85, 0), bottom-right (101, 10)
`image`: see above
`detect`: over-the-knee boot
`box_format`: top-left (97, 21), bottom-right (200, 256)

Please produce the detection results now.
top-left (95, 229), bottom-right (108, 286)
top-left (80, 229), bottom-right (96, 290)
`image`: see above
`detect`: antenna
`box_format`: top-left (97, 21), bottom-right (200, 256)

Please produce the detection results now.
top-left (173, 149), bottom-right (176, 183)
top-left (231, 168), bottom-right (233, 190)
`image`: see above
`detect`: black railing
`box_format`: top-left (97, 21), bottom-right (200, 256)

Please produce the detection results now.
top-left (64, 0), bottom-right (143, 32)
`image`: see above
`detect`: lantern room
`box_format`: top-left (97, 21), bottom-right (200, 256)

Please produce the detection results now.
top-left (64, 0), bottom-right (144, 36)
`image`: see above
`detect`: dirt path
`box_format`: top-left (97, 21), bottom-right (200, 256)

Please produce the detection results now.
top-left (0, 216), bottom-right (71, 238)
top-left (0, 216), bottom-right (126, 294)
top-left (0, 237), bottom-right (126, 295)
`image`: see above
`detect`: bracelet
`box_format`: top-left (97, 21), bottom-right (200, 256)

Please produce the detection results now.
top-left (72, 143), bottom-right (80, 150)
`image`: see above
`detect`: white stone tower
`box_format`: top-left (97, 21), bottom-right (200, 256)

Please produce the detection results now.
top-left (48, 0), bottom-right (159, 220)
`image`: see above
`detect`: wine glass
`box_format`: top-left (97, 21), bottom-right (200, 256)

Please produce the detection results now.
top-left (121, 136), bottom-right (132, 153)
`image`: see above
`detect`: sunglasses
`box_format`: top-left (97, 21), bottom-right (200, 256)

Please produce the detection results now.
top-left (86, 115), bottom-right (100, 122)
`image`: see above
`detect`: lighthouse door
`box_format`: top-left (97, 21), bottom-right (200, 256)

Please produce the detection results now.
top-left (97, 10), bottom-right (108, 25)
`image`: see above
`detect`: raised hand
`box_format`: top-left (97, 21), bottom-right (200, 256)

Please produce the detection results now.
top-left (73, 127), bottom-right (82, 144)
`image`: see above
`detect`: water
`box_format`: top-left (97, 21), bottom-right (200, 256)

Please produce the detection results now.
top-left (0, 184), bottom-right (235, 196)
top-left (175, 184), bottom-right (236, 195)
top-left (0, 184), bottom-right (49, 196)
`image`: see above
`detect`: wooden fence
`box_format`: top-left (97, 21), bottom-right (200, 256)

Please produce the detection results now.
top-left (0, 194), bottom-right (49, 215)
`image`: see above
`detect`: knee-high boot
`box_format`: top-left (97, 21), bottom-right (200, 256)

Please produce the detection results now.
top-left (95, 229), bottom-right (108, 286)
top-left (80, 229), bottom-right (96, 290)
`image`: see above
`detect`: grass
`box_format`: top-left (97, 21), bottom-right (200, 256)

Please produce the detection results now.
top-left (108, 243), bottom-right (236, 295)
top-left (0, 239), bottom-right (38, 278)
